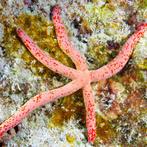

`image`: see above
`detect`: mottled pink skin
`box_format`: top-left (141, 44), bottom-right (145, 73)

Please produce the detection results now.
top-left (0, 79), bottom-right (85, 138)
top-left (16, 28), bottom-right (79, 80)
top-left (52, 5), bottom-right (96, 143)
top-left (83, 82), bottom-right (96, 142)
top-left (52, 5), bottom-right (87, 71)
top-left (0, 5), bottom-right (146, 144)
top-left (90, 23), bottom-right (147, 82)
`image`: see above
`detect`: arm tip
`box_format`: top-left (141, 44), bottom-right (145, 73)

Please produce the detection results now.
top-left (16, 27), bottom-right (25, 38)
top-left (136, 22), bottom-right (147, 31)
top-left (52, 5), bottom-right (61, 15)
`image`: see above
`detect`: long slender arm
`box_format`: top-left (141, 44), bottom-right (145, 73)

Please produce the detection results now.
top-left (52, 5), bottom-right (87, 70)
top-left (16, 28), bottom-right (79, 80)
top-left (0, 79), bottom-right (83, 138)
top-left (83, 83), bottom-right (96, 143)
top-left (90, 23), bottom-right (147, 82)
top-left (52, 5), bottom-right (97, 143)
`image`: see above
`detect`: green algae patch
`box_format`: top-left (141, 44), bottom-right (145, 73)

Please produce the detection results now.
top-left (87, 44), bottom-right (113, 68)
top-left (85, 2), bottom-right (115, 29)
top-left (2, 13), bottom-right (74, 79)
top-left (66, 133), bottom-right (75, 144)
top-left (95, 115), bottom-right (117, 144)
top-left (138, 0), bottom-right (147, 8)
top-left (136, 59), bottom-right (147, 70)
top-left (48, 93), bottom-right (85, 128)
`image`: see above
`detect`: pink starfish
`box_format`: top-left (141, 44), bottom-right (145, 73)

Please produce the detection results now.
top-left (0, 5), bottom-right (147, 143)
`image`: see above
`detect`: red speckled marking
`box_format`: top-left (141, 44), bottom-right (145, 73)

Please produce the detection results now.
top-left (52, 5), bottom-right (87, 71)
top-left (16, 28), bottom-right (78, 80)
top-left (0, 80), bottom-right (84, 138)
top-left (83, 83), bottom-right (96, 142)
top-left (90, 24), bottom-right (147, 82)
top-left (52, 5), bottom-right (96, 143)
top-left (0, 5), bottom-right (146, 144)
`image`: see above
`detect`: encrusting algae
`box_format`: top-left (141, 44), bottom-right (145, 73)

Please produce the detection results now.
top-left (48, 94), bottom-right (85, 128)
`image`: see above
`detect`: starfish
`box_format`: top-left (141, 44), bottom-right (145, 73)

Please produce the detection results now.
top-left (0, 5), bottom-right (147, 143)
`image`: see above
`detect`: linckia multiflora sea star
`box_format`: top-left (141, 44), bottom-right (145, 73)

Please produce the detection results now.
top-left (0, 5), bottom-right (147, 143)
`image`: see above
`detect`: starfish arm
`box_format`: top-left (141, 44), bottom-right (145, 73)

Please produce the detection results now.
top-left (90, 23), bottom-right (147, 82)
top-left (0, 79), bottom-right (84, 138)
top-left (52, 5), bottom-right (87, 70)
top-left (16, 28), bottom-right (79, 80)
top-left (83, 83), bottom-right (96, 143)
top-left (52, 6), bottom-right (98, 143)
